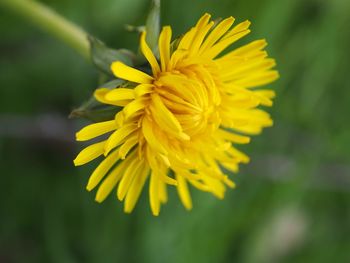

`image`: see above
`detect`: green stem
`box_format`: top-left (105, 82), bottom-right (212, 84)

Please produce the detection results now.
top-left (0, 0), bottom-right (90, 60)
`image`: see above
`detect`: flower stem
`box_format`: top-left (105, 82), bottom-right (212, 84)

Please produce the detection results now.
top-left (0, 0), bottom-right (90, 60)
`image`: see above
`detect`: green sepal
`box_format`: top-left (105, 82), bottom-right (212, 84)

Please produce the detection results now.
top-left (170, 37), bottom-right (181, 54)
top-left (69, 96), bottom-right (121, 122)
top-left (99, 79), bottom-right (136, 90)
top-left (99, 79), bottom-right (125, 89)
top-left (145, 0), bottom-right (160, 52)
top-left (69, 79), bottom-right (126, 122)
top-left (89, 36), bottom-right (136, 76)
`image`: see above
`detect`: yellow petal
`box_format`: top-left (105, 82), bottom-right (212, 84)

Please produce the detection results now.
top-left (176, 174), bottom-right (192, 210)
top-left (134, 84), bottom-right (154, 97)
top-left (189, 22), bottom-right (214, 55)
top-left (220, 161), bottom-right (239, 173)
top-left (201, 175), bottom-right (225, 199)
top-left (147, 150), bottom-right (177, 186)
top-left (123, 97), bottom-right (149, 119)
top-left (104, 123), bottom-right (138, 155)
top-left (158, 26), bottom-right (172, 71)
top-left (255, 89), bottom-right (276, 99)
top-left (73, 141), bottom-right (105, 166)
top-left (221, 58), bottom-right (276, 81)
top-left (111, 61), bottom-right (153, 84)
top-left (174, 169), bottom-right (201, 180)
top-left (168, 49), bottom-right (187, 70)
top-left (218, 39), bottom-right (267, 62)
top-left (223, 20), bottom-right (251, 39)
top-left (178, 27), bottom-right (196, 50)
top-left (124, 165), bottom-right (150, 213)
top-left (95, 150), bottom-right (136, 202)
top-left (142, 118), bottom-right (168, 155)
top-left (200, 16), bottom-right (235, 52)
top-left (94, 88), bottom-right (110, 104)
top-left (227, 147), bottom-right (250, 163)
top-left (149, 99), bottom-right (180, 132)
top-left (231, 124), bottom-right (263, 135)
top-left (195, 13), bottom-right (211, 29)
top-left (223, 176), bottom-right (236, 188)
top-left (234, 39), bottom-right (267, 56)
top-left (234, 70), bottom-right (280, 88)
top-left (94, 88), bottom-right (129, 106)
top-left (140, 32), bottom-right (160, 75)
top-left (188, 180), bottom-right (210, 192)
top-left (150, 93), bottom-right (187, 136)
top-left (217, 129), bottom-right (251, 144)
top-left (95, 163), bottom-right (124, 203)
top-left (86, 149), bottom-right (120, 191)
top-left (149, 172), bottom-right (160, 216)
top-left (253, 90), bottom-right (276, 106)
top-left (76, 120), bottom-right (116, 141)
top-left (117, 158), bottom-right (143, 201)
top-left (119, 135), bottom-right (139, 159)
top-left (160, 174), bottom-right (177, 186)
top-left (206, 29), bottom-right (251, 59)
top-left (105, 88), bottom-right (135, 101)
top-left (115, 111), bottom-right (124, 128)
top-left (158, 180), bottom-right (168, 204)
top-left (189, 13), bottom-right (212, 54)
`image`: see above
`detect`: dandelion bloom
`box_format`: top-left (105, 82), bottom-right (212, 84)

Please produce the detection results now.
top-left (74, 13), bottom-right (278, 215)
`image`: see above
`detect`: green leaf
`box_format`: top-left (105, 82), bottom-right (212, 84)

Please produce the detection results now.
top-left (89, 36), bottom-right (136, 76)
top-left (145, 0), bottom-right (161, 52)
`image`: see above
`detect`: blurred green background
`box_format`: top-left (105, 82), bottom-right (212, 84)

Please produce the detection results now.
top-left (1, 0), bottom-right (350, 262)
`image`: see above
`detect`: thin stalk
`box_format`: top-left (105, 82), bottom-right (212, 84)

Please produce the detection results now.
top-left (0, 0), bottom-right (90, 60)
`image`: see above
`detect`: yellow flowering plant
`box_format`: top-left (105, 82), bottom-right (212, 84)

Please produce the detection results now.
top-left (73, 9), bottom-right (279, 215)
top-left (0, 0), bottom-right (278, 216)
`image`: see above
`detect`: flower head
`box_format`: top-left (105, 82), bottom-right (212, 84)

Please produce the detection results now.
top-left (74, 13), bottom-right (278, 215)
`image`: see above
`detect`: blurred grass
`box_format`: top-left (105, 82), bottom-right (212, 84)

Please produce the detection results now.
top-left (0, 0), bottom-right (350, 262)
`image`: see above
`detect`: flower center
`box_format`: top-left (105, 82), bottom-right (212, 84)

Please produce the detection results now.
top-left (153, 65), bottom-right (221, 138)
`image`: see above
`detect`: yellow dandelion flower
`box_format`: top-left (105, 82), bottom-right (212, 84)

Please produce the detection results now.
top-left (74, 13), bottom-right (279, 215)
